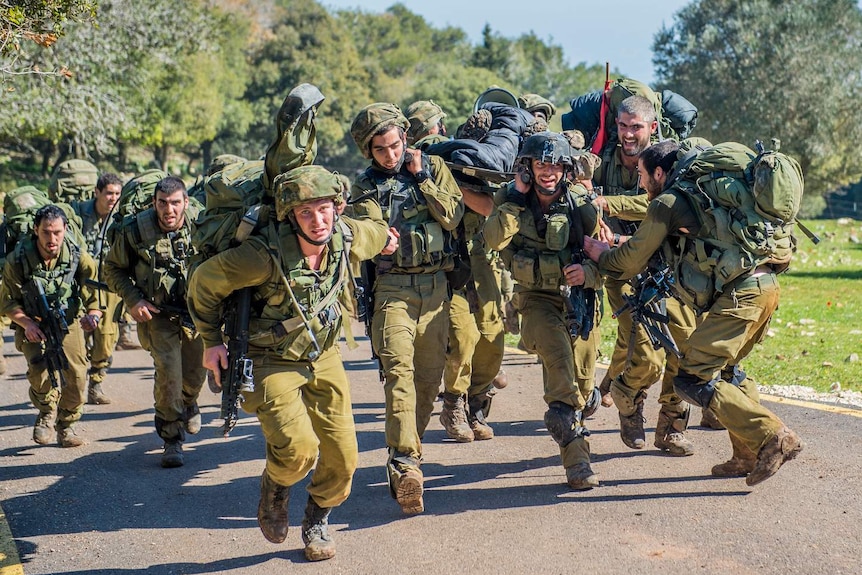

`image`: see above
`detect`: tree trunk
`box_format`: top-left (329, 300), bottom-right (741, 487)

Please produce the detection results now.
top-left (201, 140), bottom-right (214, 175)
top-left (116, 141), bottom-right (128, 172)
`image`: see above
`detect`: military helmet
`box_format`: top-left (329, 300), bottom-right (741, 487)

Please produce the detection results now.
top-left (405, 100), bottom-right (446, 144)
top-left (518, 132), bottom-right (573, 167)
top-left (473, 86), bottom-right (518, 113)
top-left (206, 154), bottom-right (247, 176)
top-left (350, 103), bottom-right (410, 159)
top-left (273, 165), bottom-right (344, 221)
top-left (518, 93), bottom-right (557, 121)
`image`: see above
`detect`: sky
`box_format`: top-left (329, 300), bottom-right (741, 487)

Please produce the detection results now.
top-left (322, 0), bottom-right (691, 84)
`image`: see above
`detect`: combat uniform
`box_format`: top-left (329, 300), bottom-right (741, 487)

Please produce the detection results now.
top-left (0, 234), bottom-right (99, 445)
top-left (103, 206), bottom-right (205, 449)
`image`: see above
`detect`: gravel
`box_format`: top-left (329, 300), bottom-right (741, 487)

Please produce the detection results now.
top-left (758, 384), bottom-right (862, 409)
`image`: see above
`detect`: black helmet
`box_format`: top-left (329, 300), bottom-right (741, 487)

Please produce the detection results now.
top-left (518, 132), bottom-right (573, 167)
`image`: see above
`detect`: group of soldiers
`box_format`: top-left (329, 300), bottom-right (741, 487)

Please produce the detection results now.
top-left (1, 81), bottom-right (803, 562)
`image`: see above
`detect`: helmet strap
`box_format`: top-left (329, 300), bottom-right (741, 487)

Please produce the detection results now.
top-left (287, 212), bottom-right (335, 247)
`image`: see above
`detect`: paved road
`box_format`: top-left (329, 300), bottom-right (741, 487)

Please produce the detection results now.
top-left (1, 327), bottom-right (860, 575)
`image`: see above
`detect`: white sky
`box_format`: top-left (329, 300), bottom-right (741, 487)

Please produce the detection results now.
top-left (322, 0), bottom-right (691, 84)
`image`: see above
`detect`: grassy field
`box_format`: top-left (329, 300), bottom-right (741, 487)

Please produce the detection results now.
top-left (506, 219), bottom-right (862, 393)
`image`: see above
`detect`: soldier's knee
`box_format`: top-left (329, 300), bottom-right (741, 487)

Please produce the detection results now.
top-left (544, 401), bottom-right (588, 447)
top-left (673, 370), bottom-right (718, 408)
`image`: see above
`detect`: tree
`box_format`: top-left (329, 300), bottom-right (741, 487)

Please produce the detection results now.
top-left (653, 0), bottom-right (862, 213)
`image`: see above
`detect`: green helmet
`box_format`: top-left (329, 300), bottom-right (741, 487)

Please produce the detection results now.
top-left (405, 100), bottom-right (446, 145)
top-left (518, 93), bottom-right (557, 121)
top-left (518, 132), bottom-right (573, 167)
top-left (473, 85), bottom-right (518, 113)
top-left (206, 154), bottom-right (247, 176)
top-left (273, 165), bottom-right (344, 221)
top-left (350, 103), bottom-right (410, 159)
top-left (48, 159), bottom-right (98, 202)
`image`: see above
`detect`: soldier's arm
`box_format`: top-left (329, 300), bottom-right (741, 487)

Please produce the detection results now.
top-left (483, 183), bottom-right (523, 251)
top-left (598, 197), bottom-right (675, 280)
top-left (420, 156), bottom-right (464, 231)
top-left (102, 224), bottom-right (148, 309)
top-left (76, 251), bottom-right (101, 314)
top-left (187, 241), bottom-right (273, 349)
top-left (0, 258), bottom-right (26, 317)
top-left (340, 215), bottom-right (389, 262)
top-left (604, 193), bottom-right (650, 221)
top-left (349, 178), bottom-right (385, 225)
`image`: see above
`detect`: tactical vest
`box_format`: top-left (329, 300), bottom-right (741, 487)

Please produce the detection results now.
top-left (15, 235), bottom-right (82, 319)
top-left (125, 208), bottom-right (195, 308)
top-left (500, 184), bottom-right (597, 292)
top-left (245, 220), bottom-right (351, 362)
top-left (361, 158), bottom-right (455, 274)
top-left (595, 145), bottom-right (641, 235)
top-left (73, 199), bottom-right (111, 260)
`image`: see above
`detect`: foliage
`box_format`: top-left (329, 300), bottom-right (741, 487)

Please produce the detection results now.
top-left (653, 0), bottom-right (862, 203)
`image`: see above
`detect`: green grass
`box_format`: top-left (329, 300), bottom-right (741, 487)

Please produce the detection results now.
top-left (505, 219), bottom-right (862, 393)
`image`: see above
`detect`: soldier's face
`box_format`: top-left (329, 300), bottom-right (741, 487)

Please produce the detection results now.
top-left (637, 158), bottom-right (664, 199)
top-left (531, 159), bottom-right (565, 194)
top-left (617, 112), bottom-right (657, 158)
top-left (370, 127), bottom-right (405, 171)
top-left (36, 217), bottom-right (67, 259)
top-left (293, 199), bottom-right (335, 244)
top-left (155, 189), bottom-right (188, 232)
top-left (94, 183), bottom-right (121, 218)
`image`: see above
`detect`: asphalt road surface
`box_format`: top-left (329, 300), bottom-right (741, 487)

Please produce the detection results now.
top-left (1, 326), bottom-right (860, 575)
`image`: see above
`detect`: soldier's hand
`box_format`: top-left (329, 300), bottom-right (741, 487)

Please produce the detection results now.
top-left (203, 345), bottom-right (229, 390)
top-left (23, 319), bottom-right (45, 343)
top-left (583, 235), bottom-right (609, 263)
top-left (598, 219), bottom-right (615, 244)
top-left (381, 227), bottom-right (400, 256)
top-left (404, 148), bottom-right (423, 174)
top-left (563, 263), bottom-right (586, 287)
top-left (130, 300), bottom-right (160, 323)
top-left (80, 312), bottom-right (102, 332)
top-left (514, 165), bottom-right (531, 194)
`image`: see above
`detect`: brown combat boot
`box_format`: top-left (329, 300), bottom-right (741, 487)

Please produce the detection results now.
top-left (56, 424), bottom-right (85, 448)
top-left (115, 322), bottom-right (142, 350)
top-left (746, 427), bottom-right (803, 486)
top-left (468, 409), bottom-right (494, 441)
top-left (87, 383), bottom-right (112, 405)
top-left (619, 401), bottom-right (646, 449)
top-left (566, 462), bottom-right (599, 491)
top-left (440, 392), bottom-right (474, 443)
top-left (258, 471), bottom-right (290, 543)
top-left (302, 497), bottom-right (336, 561)
top-left (161, 440), bottom-right (184, 468)
top-left (654, 409), bottom-right (694, 456)
top-left (183, 403), bottom-right (201, 435)
top-left (394, 468), bottom-right (424, 515)
top-left (712, 434), bottom-right (756, 478)
top-left (700, 407), bottom-right (726, 430)
top-left (33, 411), bottom-right (55, 445)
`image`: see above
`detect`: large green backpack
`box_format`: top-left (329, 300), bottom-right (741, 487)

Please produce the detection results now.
top-left (116, 169), bottom-right (168, 218)
top-left (2, 186), bottom-right (85, 256)
top-left (667, 140), bottom-right (804, 312)
top-left (48, 159), bottom-right (99, 203)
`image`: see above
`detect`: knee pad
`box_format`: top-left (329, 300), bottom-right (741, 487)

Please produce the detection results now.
top-left (672, 371), bottom-right (718, 409)
top-left (468, 389), bottom-right (496, 418)
top-left (721, 365), bottom-right (746, 386)
top-left (544, 401), bottom-right (589, 447)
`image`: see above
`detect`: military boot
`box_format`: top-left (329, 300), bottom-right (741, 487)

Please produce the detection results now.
top-left (746, 427), bottom-right (803, 486)
top-left (566, 462), bottom-right (599, 491)
top-left (712, 434), bottom-right (757, 478)
top-left (161, 440), bottom-right (184, 468)
top-left (467, 392), bottom-right (495, 440)
top-left (619, 400), bottom-right (646, 449)
top-left (654, 409), bottom-right (694, 456)
top-left (116, 321), bottom-right (141, 350)
top-left (393, 467), bottom-right (424, 515)
top-left (301, 497), bottom-right (336, 561)
top-left (33, 411), bottom-right (55, 445)
top-left (700, 407), bottom-right (725, 430)
top-left (87, 383), bottom-right (112, 405)
top-left (183, 402), bottom-right (201, 435)
top-left (439, 392), bottom-right (474, 443)
top-left (56, 424), bottom-right (85, 448)
top-left (258, 471), bottom-right (291, 543)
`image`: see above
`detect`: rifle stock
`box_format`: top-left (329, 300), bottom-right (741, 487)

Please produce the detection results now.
top-left (220, 287), bottom-right (254, 437)
top-left (22, 279), bottom-right (70, 389)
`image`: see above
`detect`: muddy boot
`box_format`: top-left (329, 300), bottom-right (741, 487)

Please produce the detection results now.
top-left (258, 471), bottom-right (290, 542)
top-left (654, 409), bottom-right (694, 456)
top-left (393, 467), bottom-right (424, 515)
top-left (115, 322), bottom-right (141, 350)
top-left (183, 402), bottom-right (201, 435)
top-left (712, 434), bottom-right (757, 478)
top-left (700, 407), bottom-right (725, 430)
top-left (33, 411), bottom-right (55, 445)
top-left (439, 392), bottom-right (474, 443)
top-left (566, 462), bottom-right (599, 491)
top-left (467, 393), bottom-right (495, 441)
top-left (56, 424), bottom-right (85, 448)
top-left (619, 400), bottom-right (646, 449)
top-left (161, 440), bottom-right (184, 468)
top-left (492, 369), bottom-right (508, 390)
top-left (746, 427), bottom-right (803, 486)
top-left (87, 382), bottom-right (111, 405)
top-left (302, 497), bottom-right (336, 561)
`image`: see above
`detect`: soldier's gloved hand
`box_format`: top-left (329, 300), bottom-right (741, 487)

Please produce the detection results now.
top-left (203, 345), bottom-right (229, 390)
top-left (130, 299), bottom-right (160, 323)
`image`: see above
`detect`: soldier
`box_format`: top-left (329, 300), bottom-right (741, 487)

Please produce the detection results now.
top-left (404, 100), bottom-right (448, 148)
top-left (72, 172), bottom-right (123, 404)
top-left (189, 165), bottom-right (387, 561)
top-left (518, 93), bottom-right (557, 122)
top-left (593, 95), bottom-right (698, 455)
top-left (584, 140), bottom-right (803, 485)
top-left (349, 102), bottom-right (463, 514)
top-left (484, 132), bottom-right (603, 490)
top-left (103, 176), bottom-right (205, 468)
top-left (1, 205), bottom-right (102, 447)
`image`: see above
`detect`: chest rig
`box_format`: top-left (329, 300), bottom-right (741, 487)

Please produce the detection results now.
top-left (16, 236), bottom-right (82, 319)
top-left (130, 208), bottom-right (195, 307)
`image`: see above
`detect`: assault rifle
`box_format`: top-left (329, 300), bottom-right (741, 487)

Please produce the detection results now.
top-left (21, 279), bottom-right (70, 389)
top-left (84, 279), bottom-right (195, 331)
top-left (612, 265), bottom-right (682, 359)
top-left (220, 287), bottom-right (254, 437)
top-left (562, 189), bottom-right (596, 341)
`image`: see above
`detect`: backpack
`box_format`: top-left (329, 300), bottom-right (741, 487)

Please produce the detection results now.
top-left (47, 159), bottom-right (99, 202)
top-left (2, 186), bottom-right (84, 256)
top-left (667, 140), bottom-right (804, 312)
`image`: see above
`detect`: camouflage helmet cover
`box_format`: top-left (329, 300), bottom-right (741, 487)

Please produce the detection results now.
top-left (518, 93), bottom-right (557, 120)
top-left (273, 165), bottom-right (344, 221)
top-left (350, 103), bottom-right (410, 159)
top-left (405, 100), bottom-right (446, 144)
top-left (518, 132), bottom-right (573, 167)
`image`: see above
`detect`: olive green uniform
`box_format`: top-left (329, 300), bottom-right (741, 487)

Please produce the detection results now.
top-left (349, 153), bottom-right (463, 472)
top-left (484, 181), bottom-right (601, 470)
top-left (188, 215), bottom-right (387, 504)
top-left (103, 207), bottom-right (205, 442)
top-left (597, 189), bottom-right (787, 453)
top-left (73, 198), bottom-right (122, 385)
top-left (0, 236), bottom-right (98, 429)
top-left (594, 146), bottom-right (691, 417)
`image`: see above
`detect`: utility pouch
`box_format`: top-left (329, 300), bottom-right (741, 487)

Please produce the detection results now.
top-left (545, 213), bottom-right (570, 252)
top-left (538, 253), bottom-right (562, 289)
top-left (422, 221), bottom-right (445, 264)
top-left (512, 252), bottom-right (537, 286)
top-left (395, 224), bottom-right (424, 268)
